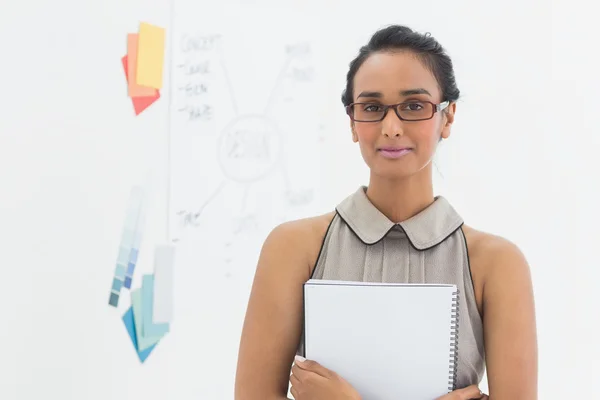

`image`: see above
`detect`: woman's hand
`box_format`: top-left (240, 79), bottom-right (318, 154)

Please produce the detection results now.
top-left (435, 384), bottom-right (489, 399)
top-left (290, 356), bottom-right (362, 400)
top-left (290, 356), bottom-right (486, 400)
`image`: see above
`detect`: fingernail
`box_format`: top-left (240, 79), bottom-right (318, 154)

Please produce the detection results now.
top-left (294, 355), bottom-right (306, 363)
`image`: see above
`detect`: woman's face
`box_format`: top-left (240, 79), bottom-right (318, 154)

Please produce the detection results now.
top-left (350, 50), bottom-right (455, 180)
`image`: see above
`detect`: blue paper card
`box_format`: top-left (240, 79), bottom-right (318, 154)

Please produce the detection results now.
top-left (122, 306), bottom-right (157, 363)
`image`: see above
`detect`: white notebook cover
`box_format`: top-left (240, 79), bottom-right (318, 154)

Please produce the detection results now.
top-left (303, 279), bottom-right (458, 400)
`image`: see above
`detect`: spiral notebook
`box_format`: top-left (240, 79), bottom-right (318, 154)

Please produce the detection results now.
top-left (302, 279), bottom-right (459, 400)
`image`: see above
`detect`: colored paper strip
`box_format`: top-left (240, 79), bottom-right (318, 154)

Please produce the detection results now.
top-left (124, 193), bottom-right (147, 289)
top-left (127, 33), bottom-right (156, 97)
top-left (108, 186), bottom-right (144, 307)
top-left (136, 22), bottom-right (165, 89)
top-left (152, 244), bottom-right (175, 323)
top-left (141, 274), bottom-right (170, 337)
top-left (132, 288), bottom-right (168, 352)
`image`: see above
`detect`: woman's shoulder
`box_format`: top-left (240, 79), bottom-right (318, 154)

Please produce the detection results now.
top-left (461, 224), bottom-right (530, 286)
top-left (269, 211), bottom-right (336, 242)
top-left (261, 212), bottom-right (336, 277)
top-left (462, 225), bottom-right (526, 263)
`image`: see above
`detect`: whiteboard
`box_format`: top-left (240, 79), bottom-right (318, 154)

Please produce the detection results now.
top-left (2, 0), bottom-right (598, 399)
top-left (167, 3), bottom-right (329, 398)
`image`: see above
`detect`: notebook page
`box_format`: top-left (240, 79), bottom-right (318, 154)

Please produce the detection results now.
top-left (304, 282), bottom-right (457, 400)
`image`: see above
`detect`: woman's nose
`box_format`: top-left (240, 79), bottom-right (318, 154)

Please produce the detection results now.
top-left (381, 108), bottom-right (404, 137)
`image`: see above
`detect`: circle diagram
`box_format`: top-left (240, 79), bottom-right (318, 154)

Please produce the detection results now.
top-left (217, 115), bottom-right (283, 183)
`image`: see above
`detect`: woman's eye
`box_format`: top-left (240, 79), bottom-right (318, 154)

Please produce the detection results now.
top-left (364, 104), bottom-right (382, 112)
top-left (403, 102), bottom-right (423, 111)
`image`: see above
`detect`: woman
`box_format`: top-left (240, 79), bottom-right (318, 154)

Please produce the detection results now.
top-left (234, 25), bottom-right (537, 400)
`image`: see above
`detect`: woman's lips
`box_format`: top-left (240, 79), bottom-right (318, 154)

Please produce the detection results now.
top-left (377, 147), bottom-right (412, 159)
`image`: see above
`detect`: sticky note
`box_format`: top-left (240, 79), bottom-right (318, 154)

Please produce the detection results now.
top-left (152, 244), bottom-right (175, 323)
top-left (131, 288), bottom-right (168, 352)
top-left (141, 274), bottom-right (170, 337)
top-left (127, 34), bottom-right (156, 97)
top-left (121, 55), bottom-right (160, 115)
top-left (122, 306), bottom-right (157, 363)
top-left (136, 22), bottom-right (165, 89)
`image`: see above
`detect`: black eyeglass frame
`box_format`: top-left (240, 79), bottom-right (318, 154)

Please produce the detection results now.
top-left (346, 100), bottom-right (450, 122)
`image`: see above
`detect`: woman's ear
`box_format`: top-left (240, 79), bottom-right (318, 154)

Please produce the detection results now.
top-left (351, 122), bottom-right (358, 143)
top-left (440, 102), bottom-right (456, 140)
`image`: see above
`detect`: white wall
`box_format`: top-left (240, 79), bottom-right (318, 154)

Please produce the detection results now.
top-left (0, 0), bottom-right (597, 399)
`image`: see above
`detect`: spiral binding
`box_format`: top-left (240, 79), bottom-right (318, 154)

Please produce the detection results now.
top-left (448, 288), bottom-right (460, 392)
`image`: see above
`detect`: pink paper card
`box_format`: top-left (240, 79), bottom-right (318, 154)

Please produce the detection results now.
top-left (127, 34), bottom-right (157, 97)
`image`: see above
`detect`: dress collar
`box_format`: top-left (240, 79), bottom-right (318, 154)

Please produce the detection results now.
top-left (335, 186), bottom-right (464, 250)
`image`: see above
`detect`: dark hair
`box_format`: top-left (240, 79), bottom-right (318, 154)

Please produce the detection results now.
top-left (341, 25), bottom-right (460, 107)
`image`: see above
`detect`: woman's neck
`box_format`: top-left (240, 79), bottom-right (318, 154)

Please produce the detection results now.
top-left (365, 171), bottom-right (435, 223)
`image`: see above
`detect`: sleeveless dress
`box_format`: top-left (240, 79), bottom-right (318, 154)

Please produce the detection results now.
top-left (298, 186), bottom-right (485, 389)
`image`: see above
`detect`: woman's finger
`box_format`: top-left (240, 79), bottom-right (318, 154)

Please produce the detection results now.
top-left (291, 363), bottom-right (308, 380)
top-left (455, 384), bottom-right (485, 399)
top-left (290, 385), bottom-right (298, 399)
top-left (436, 385), bottom-right (485, 400)
top-left (290, 372), bottom-right (301, 388)
top-left (294, 355), bottom-right (333, 378)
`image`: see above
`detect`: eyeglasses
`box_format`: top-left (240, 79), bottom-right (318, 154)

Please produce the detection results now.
top-left (346, 100), bottom-right (450, 122)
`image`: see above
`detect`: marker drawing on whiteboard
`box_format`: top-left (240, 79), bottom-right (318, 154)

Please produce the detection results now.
top-left (261, 42), bottom-right (317, 202)
top-left (170, 33), bottom-right (321, 276)
top-left (217, 115), bottom-right (283, 184)
top-left (215, 37), bottom-right (239, 116)
top-left (172, 180), bottom-right (227, 242)
top-left (176, 34), bottom-right (222, 123)
top-left (264, 42), bottom-right (313, 115)
top-left (263, 55), bottom-right (294, 115)
top-left (177, 59), bottom-right (210, 75)
top-left (233, 213), bottom-right (259, 235)
top-left (285, 188), bottom-right (314, 207)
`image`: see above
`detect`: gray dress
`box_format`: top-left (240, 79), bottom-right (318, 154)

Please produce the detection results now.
top-left (299, 186), bottom-right (485, 389)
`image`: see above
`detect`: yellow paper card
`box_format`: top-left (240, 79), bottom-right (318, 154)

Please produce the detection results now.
top-left (136, 22), bottom-right (165, 89)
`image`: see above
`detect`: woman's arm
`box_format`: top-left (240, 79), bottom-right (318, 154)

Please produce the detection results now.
top-left (479, 237), bottom-right (538, 399)
top-left (234, 217), bottom-right (329, 400)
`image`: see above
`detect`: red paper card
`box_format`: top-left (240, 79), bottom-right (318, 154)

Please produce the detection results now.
top-left (121, 55), bottom-right (160, 115)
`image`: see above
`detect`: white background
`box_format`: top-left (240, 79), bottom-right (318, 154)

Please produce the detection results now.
top-left (0, 0), bottom-right (598, 399)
